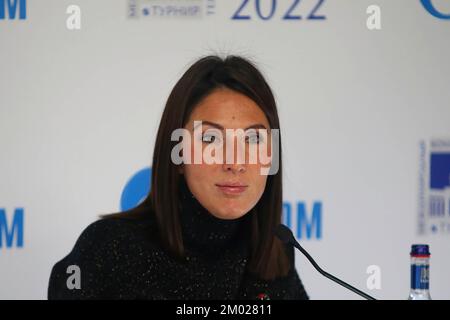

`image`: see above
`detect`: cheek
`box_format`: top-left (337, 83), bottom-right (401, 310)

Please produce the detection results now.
top-left (247, 165), bottom-right (268, 197)
top-left (183, 164), bottom-right (218, 189)
top-left (185, 164), bottom-right (205, 182)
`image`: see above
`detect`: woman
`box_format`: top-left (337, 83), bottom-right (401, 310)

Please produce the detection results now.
top-left (48, 55), bottom-right (309, 300)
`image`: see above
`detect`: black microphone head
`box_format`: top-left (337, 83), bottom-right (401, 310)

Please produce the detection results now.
top-left (274, 224), bottom-right (294, 245)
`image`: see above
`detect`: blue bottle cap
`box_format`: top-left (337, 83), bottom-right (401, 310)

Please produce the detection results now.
top-left (410, 244), bottom-right (430, 256)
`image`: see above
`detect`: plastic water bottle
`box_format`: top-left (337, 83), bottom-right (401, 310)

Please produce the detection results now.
top-left (408, 244), bottom-right (431, 300)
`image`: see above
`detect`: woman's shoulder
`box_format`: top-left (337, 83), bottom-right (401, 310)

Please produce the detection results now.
top-left (50, 212), bottom-right (160, 276)
top-left (48, 213), bottom-right (160, 299)
top-left (70, 212), bottom-right (159, 255)
top-left (79, 214), bottom-right (156, 242)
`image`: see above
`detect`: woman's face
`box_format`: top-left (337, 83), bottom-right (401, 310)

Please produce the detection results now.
top-left (180, 88), bottom-right (272, 220)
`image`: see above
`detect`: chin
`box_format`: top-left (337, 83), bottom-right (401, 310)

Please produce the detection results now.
top-left (210, 208), bottom-right (244, 220)
top-left (213, 207), bottom-right (248, 220)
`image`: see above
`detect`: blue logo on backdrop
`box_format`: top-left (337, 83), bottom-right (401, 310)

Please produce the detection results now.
top-left (0, 208), bottom-right (24, 249)
top-left (0, 0), bottom-right (26, 20)
top-left (120, 167), bottom-right (152, 211)
top-left (418, 139), bottom-right (450, 235)
top-left (421, 0), bottom-right (450, 19)
top-left (121, 167), bottom-right (322, 240)
top-left (283, 201), bottom-right (322, 240)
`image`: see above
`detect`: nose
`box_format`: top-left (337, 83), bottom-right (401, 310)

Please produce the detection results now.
top-left (222, 162), bottom-right (246, 173)
top-left (222, 134), bottom-right (247, 173)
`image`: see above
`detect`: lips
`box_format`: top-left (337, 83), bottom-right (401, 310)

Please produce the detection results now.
top-left (215, 182), bottom-right (248, 195)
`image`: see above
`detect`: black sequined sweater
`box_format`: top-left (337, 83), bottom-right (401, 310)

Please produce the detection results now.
top-left (48, 187), bottom-right (309, 300)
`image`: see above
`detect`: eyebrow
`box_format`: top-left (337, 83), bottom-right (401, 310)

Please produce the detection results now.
top-left (193, 120), bottom-right (268, 131)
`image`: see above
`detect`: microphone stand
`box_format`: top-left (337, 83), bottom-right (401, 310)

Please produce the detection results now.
top-left (276, 224), bottom-right (376, 300)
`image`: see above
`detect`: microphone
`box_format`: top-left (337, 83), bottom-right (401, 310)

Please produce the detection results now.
top-left (275, 224), bottom-right (376, 300)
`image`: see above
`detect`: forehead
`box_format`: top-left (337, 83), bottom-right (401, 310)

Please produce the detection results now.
top-left (186, 88), bottom-right (270, 129)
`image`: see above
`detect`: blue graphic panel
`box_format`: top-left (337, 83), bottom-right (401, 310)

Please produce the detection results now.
top-left (120, 168), bottom-right (151, 211)
top-left (430, 153), bottom-right (450, 190)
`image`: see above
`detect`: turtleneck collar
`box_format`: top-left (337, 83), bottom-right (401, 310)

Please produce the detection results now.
top-left (178, 179), bottom-right (250, 255)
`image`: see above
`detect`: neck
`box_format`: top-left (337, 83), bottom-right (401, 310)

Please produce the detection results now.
top-left (178, 180), bottom-right (249, 255)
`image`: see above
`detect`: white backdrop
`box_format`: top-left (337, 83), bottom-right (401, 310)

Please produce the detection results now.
top-left (1, 0), bottom-right (449, 299)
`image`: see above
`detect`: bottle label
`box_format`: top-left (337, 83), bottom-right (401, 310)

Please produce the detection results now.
top-left (411, 265), bottom-right (429, 290)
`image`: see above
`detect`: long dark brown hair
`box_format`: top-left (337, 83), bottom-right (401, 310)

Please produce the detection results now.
top-left (107, 55), bottom-right (290, 280)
